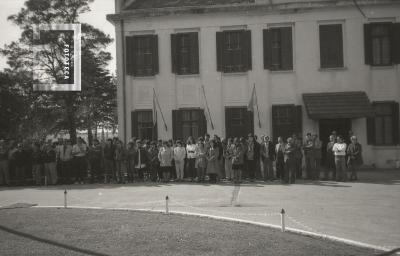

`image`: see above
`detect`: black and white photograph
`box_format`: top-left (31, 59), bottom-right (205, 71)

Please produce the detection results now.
top-left (0, 0), bottom-right (399, 255)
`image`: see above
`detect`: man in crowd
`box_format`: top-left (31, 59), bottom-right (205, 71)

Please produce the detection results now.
top-left (260, 135), bottom-right (275, 181)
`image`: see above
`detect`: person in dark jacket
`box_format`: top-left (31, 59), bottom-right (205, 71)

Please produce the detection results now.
top-left (261, 135), bottom-right (276, 181)
top-left (275, 137), bottom-right (285, 181)
top-left (346, 136), bottom-right (363, 181)
top-left (103, 139), bottom-right (115, 183)
top-left (135, 140), bottom-right (148, 181)
top-left (245, 133), bottom-right (260, 181)
top-left (43, 141), bottom-right (57, 185)
top-left (89, 139), bottom-right (102, 183)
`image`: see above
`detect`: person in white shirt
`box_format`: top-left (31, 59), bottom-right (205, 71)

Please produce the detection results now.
top-left (185, 136), bottom-right (197, 181)
top-left (332, 135), bottom-right (347, 182)
top-left (72, 137), bottom-right (87, 184)
top-left (58, 139), bottom-right (73, 184)
top-left (173, 140), bottom-right (186, 181)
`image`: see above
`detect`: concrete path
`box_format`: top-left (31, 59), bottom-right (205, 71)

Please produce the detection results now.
top-left (1, 170), bottom-right (399, 250)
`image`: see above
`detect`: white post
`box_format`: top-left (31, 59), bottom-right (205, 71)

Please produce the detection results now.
top-left (165, 196), bottom-right (169, 214)
top-left (280, 209), bottom-right (285, 232)
top-left (64, 190), bottom-right (67, 208)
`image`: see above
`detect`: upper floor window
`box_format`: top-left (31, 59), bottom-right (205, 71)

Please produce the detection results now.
top-left (171, 32), bottom-right (199, 75)
top-left (319, 24), bottom-right (344, 69)
top-left (364, 22), bottom-right (400, 66)
top-left (126, 35), bottom-right (159, 76)
top-left (216, 30), bottom-right (252, 73)
top-left (263, 27), bottom-right (293, 71)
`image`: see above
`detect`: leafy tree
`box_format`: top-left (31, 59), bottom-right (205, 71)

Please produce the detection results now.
top-left (1, 0), bottom-right (116, 144)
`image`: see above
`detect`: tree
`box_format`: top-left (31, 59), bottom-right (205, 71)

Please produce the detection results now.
top-left (1, 0), bottom-right (116, 144)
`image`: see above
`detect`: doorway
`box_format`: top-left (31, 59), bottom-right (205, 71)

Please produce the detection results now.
top-left (319, 118), bottom-right (351, 166)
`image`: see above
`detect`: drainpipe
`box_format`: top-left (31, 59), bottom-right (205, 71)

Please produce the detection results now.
top-left (121, 19), bottom-right (127, 143)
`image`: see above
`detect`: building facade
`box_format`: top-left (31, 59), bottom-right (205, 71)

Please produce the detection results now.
top-left (107, 0), bottom-right (400, 168)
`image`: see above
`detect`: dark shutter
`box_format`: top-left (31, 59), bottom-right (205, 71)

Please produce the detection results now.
top-left (366, 117), bottom-right (375, 145)
top-left (263, 29), bottom-right (272, 69)
top-left (364, 24), bottom-right (372, 65)
top-left (225, 108), bottom-right (233, 138)
top-left (131, 111), bottom-right (138, 138)
top-left (245, 110), bottom-right (254, 136)
top-left (242, 30), bottom-right (252, 71)
top-left (189, 32), bottom-right (199, 74)
top-left (295, 105), bottom-right (303, 137)
top-left (172, 110), bottom-right (182, 140)
top-left (198, 109), bottom-right (207, 138)
top-left (320, 24), bottom-right (344, 68)
top-left (393, 102), bottom-right (399, 144)
top-left (152, 35), bottom-right (159, 75)
top-left (392, 23), bottom-right (400, 64)
top-left (271, 105), bottom-right (278, 141)
top-left (216, 32), bottom-right (224, 72)
top-left (171, 34), bottom-right (177, 74)
top-left (125, 36), bottom-right (134, 75)
top-left (280, 27), bottom-right (293, 70)
top-left (132, 37), bottom-right (138, 76)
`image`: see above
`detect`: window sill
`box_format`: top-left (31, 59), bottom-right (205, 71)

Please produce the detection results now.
top-left (175, 74), bottom-right (200, 78)
top-left (269, 69), bottom-right (294, 74)
top-left (318, 67), bottom-right (347, 71)
top-left (222, 71), bottom-right (248, 76)
top-left (132, 75), bottom-right (156, 80)
top-left (370, 65), bottom-right (395, 70)
top-left (371, 145), bottom-right (400, 150)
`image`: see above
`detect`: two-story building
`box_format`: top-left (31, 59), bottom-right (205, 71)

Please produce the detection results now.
top-left (107, 0), bottom-right (400, 168)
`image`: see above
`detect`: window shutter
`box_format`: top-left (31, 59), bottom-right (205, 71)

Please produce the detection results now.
top-left (392, 23), bottom-right (400, 64)
top-left (216, 32), bottom-right (224, 72)
top-left (242, 30), bottom-right (252, 71)
top-left (271, 105), bottom-right (278, 141)
top-left (320, 24), bottom-right (344, 68)
top-left (171, 34), bottom-right (177, 74)
top-left (172, 110), bottom-right (182, 140)
top-left (189, 32), bottom-right (199, 74)
top-left (225, 108), bottom-right (233, 138)
top-left (280, 27), bottom-right (293, 70)
top-left (295, 105), bottom-right (303, 137)
top-left (125, 36), bottom-right (134, 75)
top-left (198, 109), bottom-right (207, 139)
top-left (364, 24), bottom-right (372, 65)
top-left (392, 102), bottom-right (399, 144)
top-left (131, 111), bottom-right (138, 138)
top-left (263, 29), bottom-right (272, 70)
top-left (152, 35), bottom-right (159, 75)
top-left (366, 117), bottom-right (375, 145)
top-left (245, 110), bottom-right (254, 136)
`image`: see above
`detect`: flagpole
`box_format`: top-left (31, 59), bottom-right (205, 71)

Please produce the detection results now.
top-left (201, 84), bottom-right (214, 130)
top-left (253, 83), bottom-right (261, 128)
top-left (153, 88), bottom-right (168, 131)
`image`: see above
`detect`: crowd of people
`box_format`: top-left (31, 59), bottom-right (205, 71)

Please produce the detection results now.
top-left (0, 131), bottom-right (363, 186)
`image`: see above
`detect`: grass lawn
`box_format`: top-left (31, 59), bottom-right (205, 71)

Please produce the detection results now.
top-left (0, 207), bottom-right (377, 256)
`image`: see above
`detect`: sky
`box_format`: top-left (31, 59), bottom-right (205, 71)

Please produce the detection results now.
top-left (0, 0), bottom-right (116, 74)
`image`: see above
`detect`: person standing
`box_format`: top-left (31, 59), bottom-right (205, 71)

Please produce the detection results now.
top-left (293, 134), bottom-right (303, 179)
top-left (195, 138), bottom-right (207, 182)
top-left (173, 140), bottom-right (186, 181)
top-left (332, 135), bottom-right (347, 182)
top-left (284, 137), bottom-right (296, 184)
top-left (275, 137), bottom-right (285, 181)
top-left (135, 140), bottom-right (148, 182)
top-left (58, 139), bottom-right (73, 184)
top-left (114, 140), bottom-right (127, 183)
top-left (72, 137), bottom-right (87, 184)
top-left (147, 141), bottom-right (159, 182)
top-left (158, 141), bottom-right (173, 182)
top-left (103, 139), bottom-right (115, 183)
top-left (43, 141), bottom-right (57, 185)
top-left (31, 142), bottom-right (43, 185)
top-left (0, 139), bottom-right (10, 186)
top-left (325, 135), bottom-right (336, 180)
top-left (303, 133), bottom-right (314, 179)
top-left (223, 138), bottom-right (234, 181)
top-left (89, 139), bottom-right (102, 183)
top-left (11, 143), bottom-right (25, 185)
top-left (231, 138), bottom-right (244, 184)
top-left (126, 141), bottom-right (136, 183)
top-left (185, 137), bottom-right (197, 181)
top-left (313, 134), bottom-right (322, 180)
top-left (346, 136), bottom-right (363, 181)
top-left (206, 140), bottom-right (220, 183)
top-left (260, 136), bottom-right (276, 181)
top-left (245, 134), bottom-right (260, 182)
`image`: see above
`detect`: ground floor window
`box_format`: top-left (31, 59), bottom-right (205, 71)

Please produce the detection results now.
top-left (131, 110), bottom-right (156, 140)
top-left (172, 109), bottom-right (207, 141)
top-left (367, 101), bottom-right (399, 145)
top-left (272, 105), bottom-right (302, 142)
top-left (225, 107), bottom-right (253, 138)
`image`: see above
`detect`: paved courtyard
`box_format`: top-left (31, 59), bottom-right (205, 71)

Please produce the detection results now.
top-left (0, 170), bottom-right (399, 251)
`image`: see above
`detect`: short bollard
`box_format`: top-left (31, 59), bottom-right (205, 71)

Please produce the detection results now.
top-left (165, 196), bottom-right (169, 214)
top-left (64, 190), bottom-right (67, 209)
top-left (280, 209), bottom-right (285, 232)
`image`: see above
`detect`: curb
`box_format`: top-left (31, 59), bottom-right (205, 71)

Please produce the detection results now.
top-left (33, 205), bottom-right (393, 253)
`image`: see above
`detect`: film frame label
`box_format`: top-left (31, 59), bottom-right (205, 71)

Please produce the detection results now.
top-left (32, 24), bottom-right (81, 91)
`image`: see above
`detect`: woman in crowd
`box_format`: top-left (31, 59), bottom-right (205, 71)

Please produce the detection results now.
top-left (231, 137), bottom-right (244, 184)
top-left (223, 138), bottom-right (234, 181)
top-left (195, 137), bottom-right (207, 182)
top-left (284, 137), bottom-right (296, 184)
top-left (347, 136), bottom-right (363, 181)
top-left (206, 139), bottom-right (219, 183)
top-left (72, 137), bottom-right (87, 184)
top-left (332, 135), bottom-right (347, 182)
top-left (158, 141), bottom-right (173, 182)
top-left (173, 140), bottom-right (186, 182)
top-left (185, 136), bottom-right (197, 181)
top-left (275, 137), bottom-right (285, 181)
top-left (324, 135), bottom-right (336, 180)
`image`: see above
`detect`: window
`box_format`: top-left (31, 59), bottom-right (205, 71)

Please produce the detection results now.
top-left (131, 110), bottom-right (157, 140)
top-left (367, 102), bottom-right (399, 145)
top-left (216, 30), bottom-right (252, 73)
top-left (225, 107), bottom-right (253, 138)
top-left (319, 24), bottom-right (344, 68)
top-left (172, 109), bottom-right (207, 140)
top-left (364, 22), bottom-right (400, 66)
top-left (272, 105), bottom-right (302, 142)
top-left (171, 32), bottom-right (199, 75)
top-left (126, 35), bottom-right (159, 76)
top-left (263, 27), bottom-right (293, 71)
